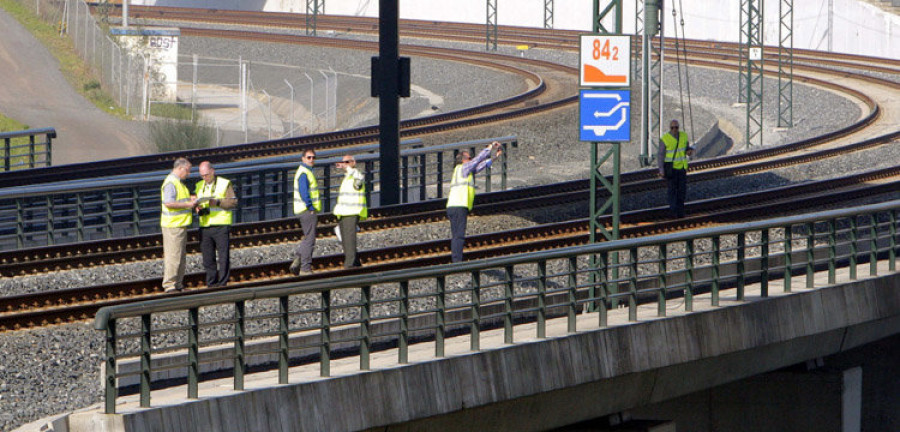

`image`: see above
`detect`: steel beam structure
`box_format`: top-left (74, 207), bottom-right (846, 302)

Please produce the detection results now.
top-left (639, 0), bottom-right (663, 167)
top-left (778, 0), bottom-right (793, 128)
top-left (305, 0), bottom-right (324, 36)
top-left (377, 0), bottom-right (401, 205)
top-left (743, 0), bottom-right (764, 148)
top-left (737, 0), bottom-right (748, 103)
top-left (486, 0), bottom-right (498, 51)
top-left (544, 0), bottom-right (554, 29)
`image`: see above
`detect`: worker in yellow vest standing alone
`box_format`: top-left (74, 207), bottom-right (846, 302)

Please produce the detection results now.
top-left (446, 141), bottom-right (502, 263)
top-left (333, 154), bottom-right (367, 268)
top-left (290, 149), bottom-right (322, 275)
top-left (161, 157), bottom-right (198, 293)
top-left (195, 161), bottom-right (238, 287)
top-left (657, 119), bottom-right (694, 219)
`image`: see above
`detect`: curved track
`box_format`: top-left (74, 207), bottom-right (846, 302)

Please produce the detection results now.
top-left (1, 9), bottom-right (898, 331)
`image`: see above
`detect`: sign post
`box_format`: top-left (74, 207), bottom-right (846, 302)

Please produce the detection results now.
top-left (581, 4), bottom-right (628, 320)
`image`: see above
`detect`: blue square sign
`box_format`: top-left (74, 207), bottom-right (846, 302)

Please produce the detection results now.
top-left (579, 89), bottom-right (631, 142)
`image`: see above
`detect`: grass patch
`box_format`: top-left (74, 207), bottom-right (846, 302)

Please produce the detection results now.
top-left (150, 103), bottom-right (196, 121)
top-left (0, 0), bottom-right (128, 118)
top-left (150, 118), bottom-right (215, 153)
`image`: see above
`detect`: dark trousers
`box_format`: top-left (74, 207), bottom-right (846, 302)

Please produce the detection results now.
top-left (200, 225), bottom-right (230, 287)
top-left (666, 168), bottom-right (688, 218)
top-left (338, 215), bottom-right (361, 268)
top-left (294, 210), bottom-right (317, 272)
top-left (447, 206), bottom-right (469, 263)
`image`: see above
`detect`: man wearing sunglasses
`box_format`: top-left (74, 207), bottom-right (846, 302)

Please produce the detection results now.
top-left (291, 149), bottom-right (322, 275)
top-left (658, 119), bottom-right (694, 219)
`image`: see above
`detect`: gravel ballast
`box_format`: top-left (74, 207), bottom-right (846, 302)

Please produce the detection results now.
top-left (2, 30), bottom-right (894, 432)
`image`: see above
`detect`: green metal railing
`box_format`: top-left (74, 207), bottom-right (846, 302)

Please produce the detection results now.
top-left (0, 128), bottom-right (55, 171)
top-left (94, 200), bottom-right (900, 413)
top-left (0, 136), bottom-right (515, 249)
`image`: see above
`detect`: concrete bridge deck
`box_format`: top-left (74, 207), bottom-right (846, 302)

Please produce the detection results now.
top-left (43, 258), bottom-right (900, 432)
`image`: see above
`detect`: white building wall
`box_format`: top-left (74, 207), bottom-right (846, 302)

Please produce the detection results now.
top-left (130, 0), bottom-right (900, 59)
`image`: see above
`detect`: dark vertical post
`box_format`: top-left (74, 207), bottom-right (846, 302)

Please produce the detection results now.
top-left (378, 0), bottom-right (401, 205)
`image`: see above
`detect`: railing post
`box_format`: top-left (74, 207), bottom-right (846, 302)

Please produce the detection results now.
top-left (658, 244), bottom-right (667, 316)
top-left (234, 301), bottom-right (246, 391)
top-left (711, 236), bottom-right (720, 306)
top-left (436, 152), bottom-right (444, 199)
top-left (598, 251), bottom-right (609, 328)
top-left (105, 190), bottom-right (113, 238)
top-left (418, 153), bottom-right (427, 201)
top-left (628, 247), bottom-right (638, 321)
top-left (401, 155), bottom-right (409, 203)
top-left (140, 314), bottom-right (151, 408)
top-left (470, 271), bottom-right (481, 350)
top-left (737, 232), bottom-right (746, 300)
top-left (46, 195), bottom-right (55, 246)
top-left (188, 307), bottom-right (199, 399)
top-left (784, 226), bottom-right (792, 293)
top-left (806, 222), bottom-right (815, 288)
top-left (849, 216), bottom-right (858, 280)
top-left (435, 275), bottom-right (446, 357)
top-left (685, 240), bottom-right (694, 311)
top-left (537, 260), bottom-right (546, 338)
top-left (278, 296), bottom-right (289, 384)
top-left (321, 166), bottom-right (332, 213)
top-left (869, 213), bottom-right (877, 277)
top-left (258, 172), bottom-right (268, 222)
top-left (567, 256), bottom-right (577, 333)
top-left (399, 281), bottom-right (409, 363)
top-left (828, 219), bottom-right (836, 284)
top-left (4, 137), bottom-right (10, 171)
top-left (321, 291), bottom-right (331, 377)
top-left (761, 229), bottom-right (769, 297)
top-left (890, 210), bottom-right (897, 272)
top-left (500, 142), bottom-right (508, 191)
top-left (360, 285), bottom-right (371, 370)
top-left (504, 265), bottom-right (514, 344)
top-left (104, 319), bottom-right (117, 414)
top-left (132, 187), bottom-right (141, 235)
top-left (16, 199), bottom-right (24, 249)
top-left (29, 135), bottom-right (36, 168)
top-left (76, 194), bottom-right (85, 242)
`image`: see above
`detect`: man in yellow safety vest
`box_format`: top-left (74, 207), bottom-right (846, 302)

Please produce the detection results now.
top-left (290, 149), bottom-right (322, 275)
top-left (657, 119), bottom-right (694, 219)
top-left (446, 141), bottom-right (502, 263)
top-left (195, 161), bottom-right (238, 287)
top-left (333, 154), bottom-right (367, 268)
top-left (161, 157), bottom-right (198, 292)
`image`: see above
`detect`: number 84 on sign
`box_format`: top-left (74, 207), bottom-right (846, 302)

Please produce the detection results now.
top-left (579, 35), bottom-right (631, 87)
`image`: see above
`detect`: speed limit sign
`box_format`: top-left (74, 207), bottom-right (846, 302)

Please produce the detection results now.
top-left (580, 35), bottom-right (631, 87)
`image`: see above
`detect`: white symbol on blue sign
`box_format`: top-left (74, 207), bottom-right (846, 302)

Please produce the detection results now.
top-left (579, 90), bottom-right (630, 142)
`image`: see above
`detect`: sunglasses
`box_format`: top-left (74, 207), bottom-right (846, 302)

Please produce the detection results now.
top-left (304, 155), bottom-right (316, 160)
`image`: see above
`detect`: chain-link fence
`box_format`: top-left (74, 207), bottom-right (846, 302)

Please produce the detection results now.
top-left (14, 0), bottom-right (365, 148)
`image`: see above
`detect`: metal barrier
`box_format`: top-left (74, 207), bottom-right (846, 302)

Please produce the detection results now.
top-left (0, 128), bottom-right (55, 171)
top-left (0, 136), bottom-right (515, 249)
top-left (94, 200), bottom-right (900, 413)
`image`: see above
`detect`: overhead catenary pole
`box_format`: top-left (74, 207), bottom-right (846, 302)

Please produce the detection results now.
top-left (486, 0), bottom-right (498, 51)
top-left (376, 0), bottom-right (401, 205)
top-left (639, 0), bottom-right (663, 167)
top-left (544, 0), bottom-right (554, 29)
top-left (743, 0), bottom-right (764, 148)
top-left (778, 0), bottom-right (793, 128)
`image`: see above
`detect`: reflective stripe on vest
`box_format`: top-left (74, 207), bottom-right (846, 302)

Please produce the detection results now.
top-left (195, 177), bottom-right (233, 227)
top-left (446, 164), bottom-right (475, 210)
top-left (160, 174), bottom-right (192, 228)
top-left (662, 131), bottom-right (690, 170)
top-left (293, 165), bottom-right (322, 214)
top-left (333, 171), bottom-right (367, 220)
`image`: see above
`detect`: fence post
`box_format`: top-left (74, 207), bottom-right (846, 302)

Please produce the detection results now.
top-left (104, 319), bottom-right (117, 414)
top-left (435, 275), bottom-right (446, 357)
top-left (399, 281), bottom-right (409, 363)
top-left (188, 308), bottom-right (199, 399)
top-left (360, 285), bottom-right (371, 370)
top-left (234, 301), bottom-right (246, 391)
top-left (140, 315), bottom-right (151, 408)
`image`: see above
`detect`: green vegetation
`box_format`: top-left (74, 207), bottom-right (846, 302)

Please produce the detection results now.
top-left (0, 0), bottom-right (127, 118)
top-left (150, 118), bottom-right (215, 152)
top-left (150, 103), bottom-right (196, 121)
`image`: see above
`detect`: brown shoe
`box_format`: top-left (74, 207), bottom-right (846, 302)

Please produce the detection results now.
top-left (289, 257), bottom-right (302, 275)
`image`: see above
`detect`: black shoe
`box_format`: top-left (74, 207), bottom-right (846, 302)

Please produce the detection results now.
top-left (289, 258), bottom-right (302, 275)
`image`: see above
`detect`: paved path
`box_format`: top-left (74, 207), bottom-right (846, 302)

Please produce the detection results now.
top-left (0, 9), bottom-right (149, 165)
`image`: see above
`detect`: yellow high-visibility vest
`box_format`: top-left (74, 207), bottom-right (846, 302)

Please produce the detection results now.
top-left (194, 177), bottom-right (233, 227)
top-left (293, 165), bottom-right (322, 214)
top-left (160, 174), bottom-right (192, 228)
top-left (446, 164), bottom-right (475, 210)
top-left (333, 170), bottom-right (367, 220)
top-left (662, 131), bottom-right (690, 170)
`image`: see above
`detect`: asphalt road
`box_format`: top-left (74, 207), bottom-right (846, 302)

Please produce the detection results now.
top-left (0, 9), bottom-right (149, 165)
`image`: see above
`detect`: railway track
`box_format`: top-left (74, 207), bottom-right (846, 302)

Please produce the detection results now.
top-left (1, 10), bottom-right (897, 332)
top-left (2, 163), bottom-right (899, 331)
